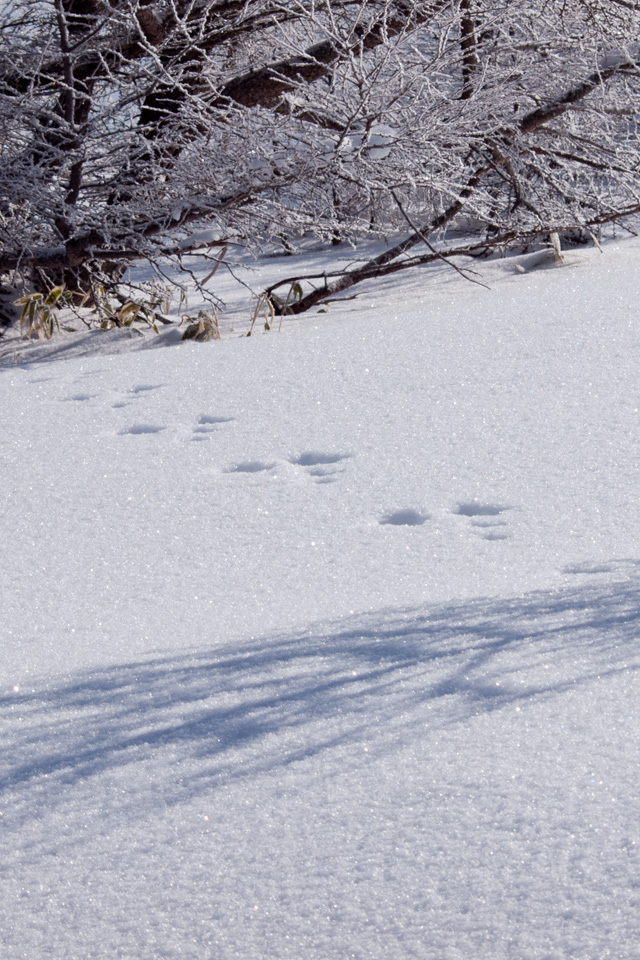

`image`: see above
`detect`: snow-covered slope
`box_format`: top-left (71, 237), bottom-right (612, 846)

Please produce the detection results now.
top-left (1, 238), bottom-right (639, 959)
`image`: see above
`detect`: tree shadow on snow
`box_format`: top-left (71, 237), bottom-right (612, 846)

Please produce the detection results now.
top-left (1, 563), bottom-right (639, 834)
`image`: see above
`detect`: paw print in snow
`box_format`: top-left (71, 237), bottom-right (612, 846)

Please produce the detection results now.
top-left (454, 502), bottom-right (512, 541)
top-left (289, 451), bottom-right (352, 484)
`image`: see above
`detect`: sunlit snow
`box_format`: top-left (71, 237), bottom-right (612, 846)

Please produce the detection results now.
top-left (1, 236), bottom-right (639, 959)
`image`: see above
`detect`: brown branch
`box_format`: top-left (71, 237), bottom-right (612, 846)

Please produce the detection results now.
top-left (459, 0), bottom-right (478, 100)
top-left (265, 206), bottom-right (640, 317)
top-left (137, 1), bottom-right (451, 140)
top-left (390, 188), bottom-right (490, 288)
top-left (263, 49), bottom-right (640, 315)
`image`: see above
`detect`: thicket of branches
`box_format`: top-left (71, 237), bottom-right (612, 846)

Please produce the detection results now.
top-left (1, 0), bottom-right (640, 320)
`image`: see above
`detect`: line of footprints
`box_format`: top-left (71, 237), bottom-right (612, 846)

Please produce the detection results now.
top-left (226, 450), bottom-right (351, 484)
top-left (381, 502), bottom-right (511, 540)
top-left (113, 402), bottom-right (353, 485)
top-left (61, 382), bottom-right (513, 540)
top-left (189, 413), bottom-right (513, 537)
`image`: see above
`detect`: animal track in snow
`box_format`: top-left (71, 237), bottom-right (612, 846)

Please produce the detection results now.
top-left (290, 451), bottom-right (352, 484)
top-left (111, 384), bottom-right (164, 409)
top-left (119, 424), bottom-right (166, 435)
top-left (455, 502), bottom-right (509, 517)
top-left (61, 393), bottom-right (94, 402)
top-left (292, 451), bottom-right (349, 467)
top-left (380, 508), bottom-right (429, 527)
top-left (308, 467), bottom-right (339, 483)
top-left (454, 502), bottom-right (512, 541)
top-left (225, 460), bottom-right (276, 474)
top-left (191, 415), bottom-right (236, 441)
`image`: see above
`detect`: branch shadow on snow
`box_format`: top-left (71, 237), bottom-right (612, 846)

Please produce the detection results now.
top-left (1, 564), bottom-right (639, 834)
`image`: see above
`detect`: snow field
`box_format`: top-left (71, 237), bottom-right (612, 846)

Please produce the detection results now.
top-left (1, 237), bottom-right (639, 958)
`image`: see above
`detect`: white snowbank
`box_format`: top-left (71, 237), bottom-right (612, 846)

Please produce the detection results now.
top-left (1, 235), bottom-right (639, 959)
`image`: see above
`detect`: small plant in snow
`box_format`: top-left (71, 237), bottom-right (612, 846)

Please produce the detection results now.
top-left (15, 285), bottom-right (72, 340)
top-left (271, 282), bottom-right (304, 318)
top-left (91, 287), bottom-right (161, 334)
top-left (180, 309), bottom-right (221, 342)
top-left (248, 282), bottom-right (304, 336)
top-left (247, 293), bottom-right (275, 336)
top-left (146, 280), bottom-right (188, 320)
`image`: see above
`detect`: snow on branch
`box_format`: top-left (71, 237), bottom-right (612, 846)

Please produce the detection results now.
top-left (1, 0), bottom-right (640, 314)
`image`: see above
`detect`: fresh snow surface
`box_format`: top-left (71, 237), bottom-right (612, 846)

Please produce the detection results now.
top-left (1, 237), bottom-right (639, 959)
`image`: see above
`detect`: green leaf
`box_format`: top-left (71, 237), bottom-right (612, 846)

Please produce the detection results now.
top-left (43, 285), bottom-right (66, 306)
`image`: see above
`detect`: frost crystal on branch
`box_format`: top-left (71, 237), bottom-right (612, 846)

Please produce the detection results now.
top-left (1, 0), bottom-right (640, 310)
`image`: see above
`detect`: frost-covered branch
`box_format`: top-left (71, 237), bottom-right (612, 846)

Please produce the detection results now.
top-left (1, 0), bottom-right (640, 313)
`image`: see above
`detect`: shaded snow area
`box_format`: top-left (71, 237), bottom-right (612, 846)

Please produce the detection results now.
top-left (1, 238), bottom-right (640, 958)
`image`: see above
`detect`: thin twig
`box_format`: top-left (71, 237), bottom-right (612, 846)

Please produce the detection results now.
top-left (390, 189), bottom-right (490, 290)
